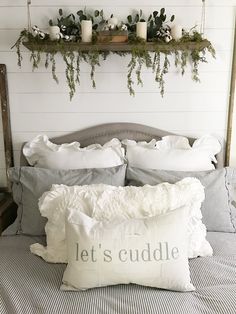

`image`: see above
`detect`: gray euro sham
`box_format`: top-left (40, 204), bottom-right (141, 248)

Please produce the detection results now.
top-left (3, 165), bottom-right (127, 236)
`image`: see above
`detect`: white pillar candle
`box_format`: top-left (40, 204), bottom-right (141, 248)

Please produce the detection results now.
top-left (81, 20), bottom-right (92, 43)
top-left (48, 26), bottom-right (60, 41)
top-left (136, 21), bottom-right (147, 41)
top-left (171, 25), bottom-right (183, 41)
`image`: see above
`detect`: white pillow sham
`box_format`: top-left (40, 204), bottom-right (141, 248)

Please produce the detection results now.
top-left (23, 135), bottom-right (125, 170)
top-left (30, 178), bottom-right (212, 263)
top-left (122, 135), bottom-right (221, 171)
top-left (61, 207), bottom-right (194, 292)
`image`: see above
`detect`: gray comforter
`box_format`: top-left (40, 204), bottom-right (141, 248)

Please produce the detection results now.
top-left (0, 232), bottom-right (236, 314)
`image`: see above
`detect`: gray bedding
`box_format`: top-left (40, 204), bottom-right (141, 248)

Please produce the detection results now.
top-left (0, 233), bottom-right (236, 314)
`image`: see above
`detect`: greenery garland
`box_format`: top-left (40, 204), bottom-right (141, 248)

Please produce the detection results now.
top-left (11, 8), bottom-right (216, 101)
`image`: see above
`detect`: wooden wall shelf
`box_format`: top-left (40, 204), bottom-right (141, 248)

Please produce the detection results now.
top-left (23, 40), bottom-right (211, 53)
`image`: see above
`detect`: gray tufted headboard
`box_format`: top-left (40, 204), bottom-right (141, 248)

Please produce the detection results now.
top-left (20, 122), bottom-right (225, 168)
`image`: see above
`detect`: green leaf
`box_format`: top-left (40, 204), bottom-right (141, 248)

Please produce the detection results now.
top-left (148, 14), bottom-right (152, 22)
top-left (161, 14), bottom-right (166, 22)
top-left (140, 18), bottom-right (145, 22)
top-left (80, 15), bottom-right (87, 21)
top-left (170, 15), bottom-right (175, 22)
top-left (155, 16), bottom-right (162, 29)
top-left (135, 14), bottom-right (139, 23)
top-left (94, 10), bottom-right (99, 17)
top-left (77, 10), bottom-right (83, 16)
top-left (153, 11), bottom-right (158, 18)
top-left (127, 15), bottom-right (132, 24)
top-left (93, 24), bottom-right (98, 30)
top-left (49, 19), bottom-right (53, 26)
top-left (140, 9), bottom-right (143, 17)
top-left (160, 8), bottom-right (165, 15)
top-left (110, 14), bottom-right (113, 18)
top-left (130, 24), bottom-right (136, 32)
top-left (59, 8), bottom-right (63, 16)
top-left (100, 9), bottom-right (104, 17)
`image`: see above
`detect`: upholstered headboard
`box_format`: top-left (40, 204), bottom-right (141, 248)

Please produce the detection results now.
top-left (20, 122), bottom-right (225, 168)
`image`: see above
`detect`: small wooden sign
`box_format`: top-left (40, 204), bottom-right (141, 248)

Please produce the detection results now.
top-left (97, 30), bottom-right (128, 43)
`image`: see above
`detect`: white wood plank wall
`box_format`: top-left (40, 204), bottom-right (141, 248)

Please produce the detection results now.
top-left (0, 0), bottom-right (235, 186)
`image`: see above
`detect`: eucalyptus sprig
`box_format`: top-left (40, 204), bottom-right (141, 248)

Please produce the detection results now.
top-left (77, 8), bottom-right (106, 31)
top-left (126, 10), bottom-right (145, 33)
top-left (148, 9), bottom-right (175, 40)
top-left (50, 8), bottom-right (80, 40)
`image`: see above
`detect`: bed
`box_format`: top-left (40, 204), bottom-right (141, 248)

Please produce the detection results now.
top-left (1, 123), bottom-right (236, 314)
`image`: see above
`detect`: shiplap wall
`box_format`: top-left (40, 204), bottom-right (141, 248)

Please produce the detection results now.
top-left (0, 0), bottom-right (235, 186)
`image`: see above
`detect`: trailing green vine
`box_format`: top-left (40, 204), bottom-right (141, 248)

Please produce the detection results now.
top-left (153, 51), bottom-right (161, 91)
top-left (45, 52), bottom-right (50, 69)
top-left (174, 50), bottom-right (180, 67)
top-left (30, 50), bottom-right (41, 71)
top-left (127, 52), bottom-right (137, 96)
top-left (49, 52), bottom-right (59, 84)
top-left (87, 50), bottom-right (100, 88)
top-left (11, 29), bottom-right (29, 67)
top-left (180, 51), bottom-right (188, 75)
top-left (160, 53), bottom-right (170, 96)
top-left (63, 51), bottom-right (76, 100)
top-left (75, 52), bottom-right (81, 85)
top-left (127, 46), bottom-right (152, 95)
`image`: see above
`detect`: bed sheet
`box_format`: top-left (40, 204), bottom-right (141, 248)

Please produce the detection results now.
top-left (0, 232), bottom-right (236, 314)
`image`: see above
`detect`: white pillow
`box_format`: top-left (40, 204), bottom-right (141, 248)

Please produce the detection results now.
top-left (61, 207), bottom-right (194, 292)
top-left (23, 135), bottom-right (125, 169)
top-left (30, 178), bottom-right (212, 263)
top-left (123, 135), bottom-right (221, 171)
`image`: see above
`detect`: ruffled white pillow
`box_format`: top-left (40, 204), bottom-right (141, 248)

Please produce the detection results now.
top-left (123, 135), bottom-right (221, 171)
top-left (23, 135), bottom-right (125, 170)
top-left (30, 178), bottom-right (212, 263)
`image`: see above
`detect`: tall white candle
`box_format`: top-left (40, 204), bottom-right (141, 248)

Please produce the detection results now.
top-left (81, 20), bottom-right (92, 43)
top-left (136, 21), bottom-right (147, 41)
top-left (48, 26), bottom-right (60, 41)
top-left (171, 25), bottom-right (183, 41)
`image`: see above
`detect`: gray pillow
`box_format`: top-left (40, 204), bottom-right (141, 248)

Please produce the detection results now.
top-left (3, 165), bottom-right (126, 236)
top-left (126, 166), bottom-right (236, 233)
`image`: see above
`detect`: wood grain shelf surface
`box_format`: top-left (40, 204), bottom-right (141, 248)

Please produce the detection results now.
top-left (23, 40), bottom-right (211, 53)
